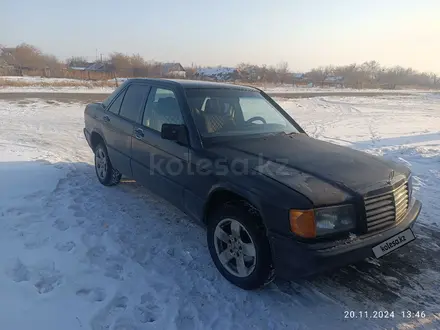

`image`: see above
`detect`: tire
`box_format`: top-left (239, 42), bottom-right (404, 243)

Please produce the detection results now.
top-left (94, 143), bottom-right (122, 186)
top-left (207, 203), bottom-right (275, 290)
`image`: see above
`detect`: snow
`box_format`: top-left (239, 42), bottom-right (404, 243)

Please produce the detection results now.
top-left (0, 94), bottom-right (440, 329)
top-left (195, 67), bottom-right (237, 76)
top-left (0, 86), bottom-right (115, 93)
top-left (280, 94), bottom-right (440, 229)
top-left (0, 76), bottom-right (86, 83)
top-left (1, 84), bottom-right (433, 95)
top-left (263, 85), bottom-right (435, 94)
top-left (1, 76), bottom-right (437, 95)
top-left (0, 76), bottom-right (116, 94)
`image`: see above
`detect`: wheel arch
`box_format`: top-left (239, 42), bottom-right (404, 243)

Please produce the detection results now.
top-left (90, 130), bottom-right (106, 151)
top-left (203, 184), bottom-right (266, 228)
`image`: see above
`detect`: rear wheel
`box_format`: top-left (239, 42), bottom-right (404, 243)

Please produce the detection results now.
top-left (207, 204), bottom-right (275, 290)
top-left (94, 143), bottom-right (121, 186)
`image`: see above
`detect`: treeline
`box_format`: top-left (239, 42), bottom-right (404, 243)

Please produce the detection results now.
top-left (1, 43), bottom-right (439, 89)
top-left (236, 61), bottom-right (439, 88)
top-left (306, 61), bottom-right (439, 89)
top-left (0, 43), bottom-right (63, 76)
top-left (68, 52), bottom-right (168, 77)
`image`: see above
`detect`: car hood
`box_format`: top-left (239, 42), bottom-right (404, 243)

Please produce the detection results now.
top-left (208, 133), bottom-right (410, 205)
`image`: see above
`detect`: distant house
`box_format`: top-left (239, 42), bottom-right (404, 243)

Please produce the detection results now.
top-left (66, 61), bottom-right (115, 80)
top-left (292, 73), bottom-right (311, 86)
top-left (194, 67), bottom-right (240, 81)
top-left (68, 61), bottom-right (113, 72)
top-left (322, 76), bottom-right (344, 88)
top-left (159, 63), bottom-right (186, 78)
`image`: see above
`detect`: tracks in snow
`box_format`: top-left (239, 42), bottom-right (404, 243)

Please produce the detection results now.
top-left (2, 96), bottom-right (440, 329)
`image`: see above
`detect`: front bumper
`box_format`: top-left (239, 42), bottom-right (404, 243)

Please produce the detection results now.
top-left (269, 199), bottom-right (422, 279)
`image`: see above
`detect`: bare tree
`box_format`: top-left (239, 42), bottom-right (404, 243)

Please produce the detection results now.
top-left (130, 53), bottom-right (146, 67)
top-left (14, 43), bottom-right (44, 72)
top-left (308, 66), bottom-right (334, 87)
top-left (361, 60), bottom-right (381, 85)
top-left (430, 73), bottom-right (439, 86)
top-left (66, 56), bottom-right (89, 67)
top-left (108, 52), bottom-right (133, 76)
top-left (276, 61), bottom-right (289, 84)
top-left (237, 62), bottom-right (261, 82)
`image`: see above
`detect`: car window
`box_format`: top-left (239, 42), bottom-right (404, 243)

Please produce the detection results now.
top-left (107, 90), bottom-right (125, 115)
top-left (154, 88), bottom-right (175, 101)
top-left (185, 88), bottom-right (299, 137)
top-left (142, 87), bottom-right (184, 132)
top-left (239, 97), bottom-right (286, 125)
top-left (119, 84), bottom-right (149, 122)
top-left (102, 82), bottom-right (127, 108)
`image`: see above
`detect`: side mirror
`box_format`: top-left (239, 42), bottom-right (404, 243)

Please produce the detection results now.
top-left (161, 124), bottom-right (189, 145)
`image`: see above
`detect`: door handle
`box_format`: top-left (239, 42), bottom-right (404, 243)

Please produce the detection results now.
top-left (134, 128), bottom-right (144, 139)
top-left (103, 115), bottom-right (110, 122)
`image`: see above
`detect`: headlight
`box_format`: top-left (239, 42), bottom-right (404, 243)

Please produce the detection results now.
top-left (314, 205), bottom-right (356, 236)
top-left (290, 205), bottom-right (356, 238)
top-left (408, 175), bottom-right (413, 200)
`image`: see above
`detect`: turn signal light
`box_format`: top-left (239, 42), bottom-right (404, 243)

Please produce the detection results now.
top-left (289, 209), bottom-right (316, 238)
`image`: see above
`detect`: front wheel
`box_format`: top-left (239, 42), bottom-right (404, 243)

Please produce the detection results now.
top-left (94, 143), bottom-right (121, 186)
top-left (207, 204), bottom-right (275, 290)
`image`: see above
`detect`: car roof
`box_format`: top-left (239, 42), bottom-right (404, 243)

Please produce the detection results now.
top-left (123, 78), bottom-right (259, 91)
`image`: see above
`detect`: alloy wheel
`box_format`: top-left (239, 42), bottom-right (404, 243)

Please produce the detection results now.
top-left (214, 218), bottom-right (257, 277)
top-left (95, 148), bottom-right (108, 180)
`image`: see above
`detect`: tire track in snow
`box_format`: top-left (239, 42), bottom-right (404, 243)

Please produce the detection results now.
top-left (39, 162), bottom-right (367, 329)
top-left (42, 161), bottom-right (440, 329)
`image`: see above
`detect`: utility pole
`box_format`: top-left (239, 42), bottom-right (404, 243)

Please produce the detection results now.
top-left (100, 53), bottom-right (103, 62)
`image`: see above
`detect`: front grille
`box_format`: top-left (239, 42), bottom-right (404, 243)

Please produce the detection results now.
top-left (364, 181), bottom-right (409, 232)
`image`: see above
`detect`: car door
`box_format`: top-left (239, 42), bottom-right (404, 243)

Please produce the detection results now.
top-left (102, 83), bottom-right (149, 177)
top-left (131, 86), bottom-right (189, 209)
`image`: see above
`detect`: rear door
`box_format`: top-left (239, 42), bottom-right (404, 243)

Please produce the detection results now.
top-left (131, 86), bottom-right (189, 208)
top-left (102, 83), bottom-right (149, 177)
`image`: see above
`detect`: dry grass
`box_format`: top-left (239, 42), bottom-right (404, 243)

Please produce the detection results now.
top-left (0, 78), bottom-right (117, 88)
top-left (0, 77), bottom-right (281, 90)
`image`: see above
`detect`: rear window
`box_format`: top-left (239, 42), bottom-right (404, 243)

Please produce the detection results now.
top-left (102, 82), bottom-right (128, 108)
top-left (119, 84), bottom-right (149, 122)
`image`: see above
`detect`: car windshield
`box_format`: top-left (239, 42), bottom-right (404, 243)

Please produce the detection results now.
top-left (185, 88), bottom-right (299, 138)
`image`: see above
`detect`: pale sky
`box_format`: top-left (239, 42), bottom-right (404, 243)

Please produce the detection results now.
top-left (2, 0), bottom-right (439, 73)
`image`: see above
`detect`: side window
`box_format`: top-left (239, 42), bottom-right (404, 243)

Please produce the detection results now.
top-left (142, 87), bottom-right (184, 132)
top-left (107, 90), bottom-right (126, 115)
top-left (119, 84), bottom-right (148, 122)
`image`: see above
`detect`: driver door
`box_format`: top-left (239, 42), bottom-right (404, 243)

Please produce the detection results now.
top-left (131, 86), bottom-right (190, 209)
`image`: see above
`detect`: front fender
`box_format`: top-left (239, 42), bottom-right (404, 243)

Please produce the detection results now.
top-left (205, 182), bottom-right (265, 215)
top-left (203, 177), bottom-right (312, 235)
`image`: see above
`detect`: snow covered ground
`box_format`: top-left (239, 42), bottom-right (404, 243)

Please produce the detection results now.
top-left (264, 86), bottom-right (434, 94)
top-left (0, 86), bottom-right (115, 93)
top-left (0, 94), bottom-right (439, 329)
top-left (1, 76), bottom-right (436, 95)
top-left (0, 85), bottom-right (431, 96)
top-left (0, 76), bottom-right (86, 83)
top-left (0, 76), bottom-right (116, 94)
